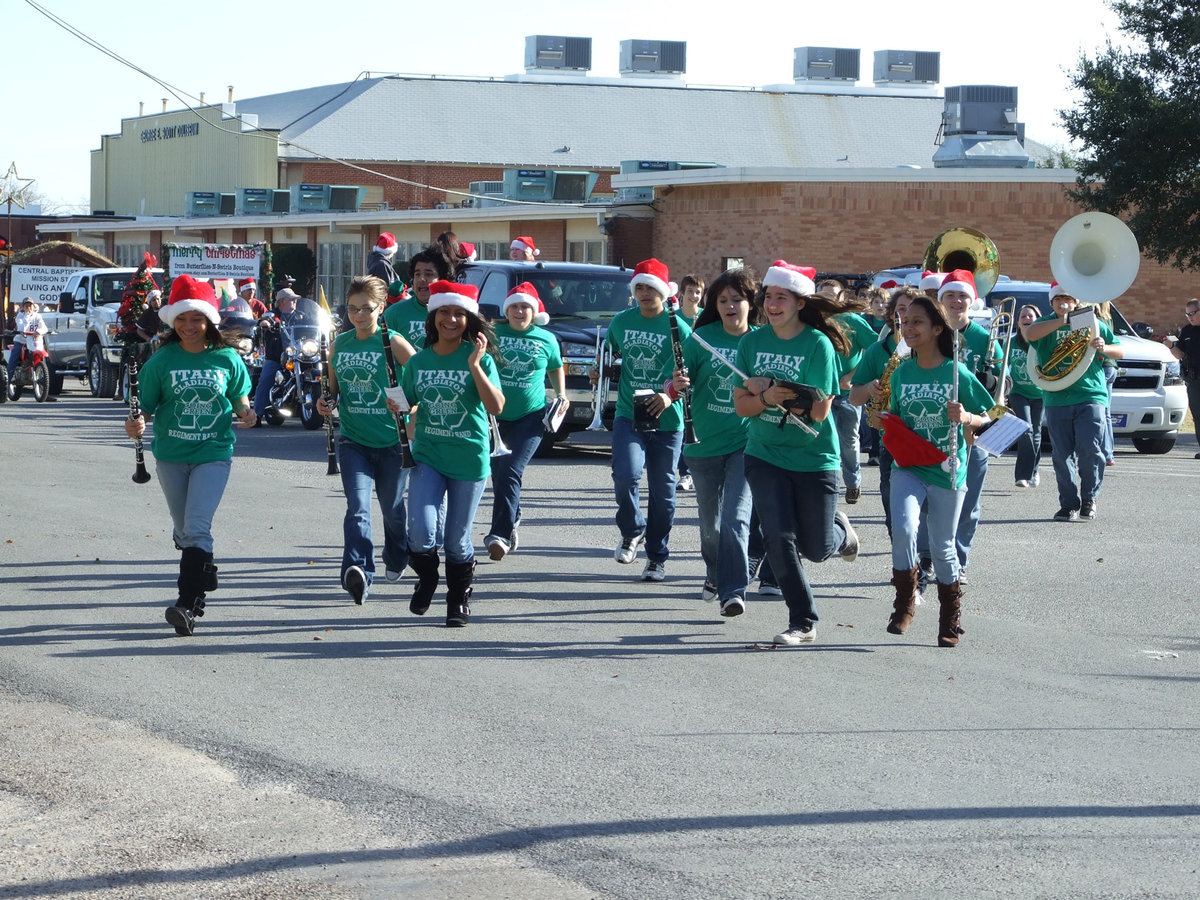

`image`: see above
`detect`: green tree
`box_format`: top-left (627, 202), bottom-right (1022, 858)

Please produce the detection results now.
top-left (1062, 0), bottom-right (1200, 270)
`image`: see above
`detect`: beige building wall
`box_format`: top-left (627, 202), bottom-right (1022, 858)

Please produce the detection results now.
top-left (90, 105), bottom-right (279, 217)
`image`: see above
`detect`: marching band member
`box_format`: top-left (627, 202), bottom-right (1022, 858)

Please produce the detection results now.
top-left (399, 281), bottom-right (504, 626)
top-left (885, 294), bottom-right (992, 647)
top-left (383, 245), bottom-right (452, 352)
top-left (831, 296), bottom-right (881, 505)
top-left (1008, 304), bottom-right (1045, 487)
top-left (124, 275), bottom-right (255, 636)
top-left (316, 276), bottom-right (412, 604)
top-left (485, 283), bottom-right (566, 561)
top-left (1022, 282), bottom-right (1122, 521)
top-left (600, 258), bottom-right (691, 582)
top-left (671, 267), bottom-right (759, 617)
top-left (849, 285), bottom-right (922, 536)
top-left (733, 260), bottom-right (859, 647)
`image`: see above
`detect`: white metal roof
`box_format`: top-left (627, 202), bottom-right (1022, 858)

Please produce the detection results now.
top-left (235, 75), bottom-right (949, 169)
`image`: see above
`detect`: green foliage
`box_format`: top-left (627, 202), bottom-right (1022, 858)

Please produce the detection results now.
top-left (1062, 0), bottom-right (1200, 270)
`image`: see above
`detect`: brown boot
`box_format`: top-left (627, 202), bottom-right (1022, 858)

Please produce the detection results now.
top-left (887, 567), bottom-right (919, 635)
top-left (936, 580), bottom-right (964, 647)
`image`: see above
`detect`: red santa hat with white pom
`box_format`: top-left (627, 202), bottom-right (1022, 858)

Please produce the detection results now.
top-left (762, 260), bottom-right (816, 296)
top-left (503, 282), bottom-right (550, 326)
top-left (629, 258), bottom-right (678, 301)
top-left (510, 236), bottom-right (539, 257)
top-left (161, 275), bottom-right (220, 326)
top-left (426, 280), bottom-right (479, 316)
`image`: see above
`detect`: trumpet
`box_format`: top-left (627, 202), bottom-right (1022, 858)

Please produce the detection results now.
top-left (586, 325), bottom-right (610, 432)
top-left (489, 414), bottom-right (512, 457)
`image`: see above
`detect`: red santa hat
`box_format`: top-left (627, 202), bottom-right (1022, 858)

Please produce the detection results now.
top-left (629, 258), bottom-right (677, 301)
top-left (376, 232), bottom-right (397, 256)
top-left (938, 269), bottom-right (977, 303)
top-left (1048, 280), bottom-right (1072, 302)
top-left (426, 280), bottom-right (479, 316)
top-left (459, 241), bottom-right (477, 262)
top-left (237, 277), bottom-right (256, 294)
top-left (879, 279), bottom-right (899, 290)
top-left (161, 275), bottom-right (220, 326)
top-left (503, 282), bottom-right (550, 326)
top-left (762, 260), bottom-right (816, 297)
top-left (920, 270), bottom-right (946, 292)
top-left (510, 236), bottom-right (540, 257)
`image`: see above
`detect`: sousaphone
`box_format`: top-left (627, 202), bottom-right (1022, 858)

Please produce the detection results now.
top-left (922, 226), bottom-right (1001, 299)
top-left (1028, 212), bottom-right (1140, 391)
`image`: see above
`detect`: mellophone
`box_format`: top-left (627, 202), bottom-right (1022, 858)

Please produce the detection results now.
top-left (688, 331), bottom-right (824, 436)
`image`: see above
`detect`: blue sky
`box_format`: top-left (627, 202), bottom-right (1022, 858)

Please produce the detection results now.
top-left (4, 0), bottom-right (1121, 210)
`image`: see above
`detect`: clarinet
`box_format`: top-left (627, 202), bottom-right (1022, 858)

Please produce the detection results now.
top-left (666, 298), bottom-right (698, 445)
top-left (319, 333), bottom-right (339, 475)
top-left (379, 319), bottom-right (416, 469)
top-left (128, 352), bottom-right (152, 484)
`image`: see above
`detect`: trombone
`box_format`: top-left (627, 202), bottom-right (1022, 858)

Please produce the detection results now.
top-left (983, 297), bottom-right (1016, 415)
top-left (587, 325), bottom-right (610, 431)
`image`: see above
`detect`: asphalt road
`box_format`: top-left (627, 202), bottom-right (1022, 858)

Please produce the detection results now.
top-left (2, 389), bottom-right (1199, 899)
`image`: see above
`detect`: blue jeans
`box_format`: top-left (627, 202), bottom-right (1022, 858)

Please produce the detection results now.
top-left (338, 437), bottom-right (409, 590)
top-left (687, 450), bottom-right (753, 603)
top-left (253, 359), bottom-right (282, 414)
top-left (488, 410), bottom-right (544, 544)
top-left (155, 458), bottom-right (232, 553)
top-left (6, 344), bottom-right (21, 380)
top-left (916, 444), bottom-right (987, 570)
top-left (891, 467), bottom-right (964, 585)
top-left (407, 461), bottom-right (486, 565)
top-left (610, 417), bottom-right (683, 564)
top-left (1103, 365), bottom-right (1116, 463)
top-left (1009, 393), bottom-right (1044, 483)
top-left (744, 457), bottom-right (845, 629)
top-left (1044, 402), bottom-right (1106, 510)
top-left (831, 396), bottom-right (861, 491)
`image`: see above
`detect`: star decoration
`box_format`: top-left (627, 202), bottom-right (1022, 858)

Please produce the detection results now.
top-left (1, 162), bottom-right (35, 209)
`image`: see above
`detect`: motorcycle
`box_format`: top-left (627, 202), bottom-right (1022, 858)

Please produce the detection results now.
top-left (259, 296), bottom-right (333, 430)
top-left (218, 296), bottom-right (262, 396)
top-left (2, 332), bottom-right (52, 403)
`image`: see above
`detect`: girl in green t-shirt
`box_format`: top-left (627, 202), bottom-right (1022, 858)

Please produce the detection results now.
top-left (124, 275), bottom-right (255, 637)
top-left (316, 276), bottom-right (415, 605)
top-left (398, 281), bottom-right (504, 627)
top-left (731, 260), bottom-right (859, 649)
top-left (1009, 304), bottom-right (1045, 487)
top-left (484, 283), bottom-right (566, 562)
top-left (885, 295), bottom-right (992, 647)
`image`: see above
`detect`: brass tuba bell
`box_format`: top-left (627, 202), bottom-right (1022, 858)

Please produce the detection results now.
top-left (1049, 212), bottom-right (1140, 304)
top-left (923, 227), bottom-right (1001, 298)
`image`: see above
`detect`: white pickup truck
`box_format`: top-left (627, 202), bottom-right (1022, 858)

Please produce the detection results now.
top-left (41, 267), bottom-right (163, 397)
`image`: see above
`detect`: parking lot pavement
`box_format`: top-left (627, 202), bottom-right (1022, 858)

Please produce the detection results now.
top-left (2, 395), bottom-right (1199, 898)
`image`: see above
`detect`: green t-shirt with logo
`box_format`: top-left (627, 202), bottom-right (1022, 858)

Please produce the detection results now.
top-left (887, 357), bottom-right (992, 490)
top-left (1028, 313), bottom-right (1117, 407)
top-left (850, 333), bottom-right (903, 387)
top-left (605, 306), bottom-right (691, 433)
top-left (736, 325), bottom-right (841, 473)
top-left (1007, 342), bottom-right (1044, 400)
top-left (331, 328), bottom-right (399, 449)
top-left (681, 323), bottom-right (750, 458)
top-left (834, 311), bottom-right (882, 395)
top-left (401, 342), bottom-right (500, 482)
top-left (493, 322), bottom-right (563, 421)
top-left (138, 342), bottom-right (251, 464)
top-left (383, 298), bottom-right (430, 350)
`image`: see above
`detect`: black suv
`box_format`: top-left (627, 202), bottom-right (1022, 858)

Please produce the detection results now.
top-left (459, 260), bottom-right (633, 447)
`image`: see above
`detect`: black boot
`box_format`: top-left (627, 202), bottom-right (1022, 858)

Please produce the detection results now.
top-left (408, 550), bottom-right (440, 616)
top-left (202, 550), bottom-right (218, 592)
top-left (166, 547), bottom-right (208, 636)
top-left (444, 558), bottom-right (475, 628)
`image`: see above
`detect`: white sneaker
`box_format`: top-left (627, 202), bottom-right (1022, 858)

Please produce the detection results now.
top-left (344, 565), bottom-right (367, 605)
top-left (1014, 480), bottom-right (1030, 488)
top-left (700, 580), bottom-right (718, 603)
top-left (720, 596), bottom-right (746, 618)
top-left (641, 560), bottom-right (666, 582)
top-left (835, 510), bottom-right (859, 563)
top-left (1031, 472), bottom-right (1041, 487)
top-left (485, 534), bottom-right (509, 561)
top-left (677, 474), bottom-right (693, 491)
top-left (773, 625), bottom-right (816, 646)
top-left (614, 533), bottom-right (644, 564)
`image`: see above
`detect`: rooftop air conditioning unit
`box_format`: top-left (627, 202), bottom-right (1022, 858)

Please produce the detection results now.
top-left (235, 188), bottom-right (291, 214)
top-left (502, 169), bottom-right (599, 203)
top-left (619, 39), bottom-right (686, 75)
top-left (186, 191), bottom-right (235, 217)
top-left (525, 35), bottom-right (592, 72)
top-left (616, 160), bottom-right (724, 202)
top-left (794, 47), bottom-right (860, 82)
top-left (874, 50), bottom-right (940, 85)
top-left (289, 183), bottom-right (366, 213)
top-left (943, 85), bottom-right (1020, 136)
